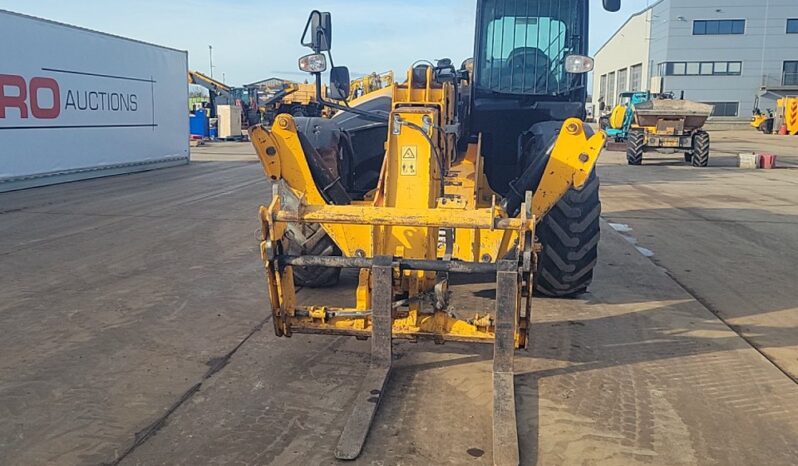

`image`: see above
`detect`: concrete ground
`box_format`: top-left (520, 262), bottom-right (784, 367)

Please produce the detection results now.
top-left (0, 133), bottom-right (796, 465)
top-left (598, 130), bottom-right (798, 380)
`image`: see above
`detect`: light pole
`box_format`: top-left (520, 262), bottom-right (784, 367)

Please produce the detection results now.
top-left (209, 45), bottom-right (214, 78)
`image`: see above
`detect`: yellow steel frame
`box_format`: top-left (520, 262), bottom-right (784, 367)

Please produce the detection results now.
top-left (250, 63), bottom-right (605, 347)
top-left (250, 62), bottom-right (605, 464)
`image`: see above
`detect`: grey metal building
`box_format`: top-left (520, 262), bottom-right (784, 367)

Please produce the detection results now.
top-left (592, 0), bottom-right (798, 120)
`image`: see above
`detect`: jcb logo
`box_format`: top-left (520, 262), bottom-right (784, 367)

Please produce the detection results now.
top-left (0, 74), bottom-right (60, 119)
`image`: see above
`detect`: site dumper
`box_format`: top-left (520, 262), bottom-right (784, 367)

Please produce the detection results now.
top-left (626, 98), bottom-right (713, 167)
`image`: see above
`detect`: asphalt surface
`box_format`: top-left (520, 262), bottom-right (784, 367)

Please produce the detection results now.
top-left (0, 133), bottom-right (796, 465)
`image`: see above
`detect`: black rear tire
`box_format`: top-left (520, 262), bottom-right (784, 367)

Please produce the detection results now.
top-left (691, 131), bottom-right (710, 167)
top-left (284, 222), bottom-right (341, 287)
top-left (534, 172), bottom-right (601, 298)
top-left (626, 131), bottom-right (644, 165)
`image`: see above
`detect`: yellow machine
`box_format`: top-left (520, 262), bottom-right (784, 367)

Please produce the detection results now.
top-left (751, 96), bottom-right (798, 135)
top-left (272, 81), bottom-right (327, 117)
top-left (250, 2), bottom-right (620, 464)
top-left (254, 80), bottom-right (330, 123)
top-left (348, 71), bottom-right (394, 100)
top-left (751, 96), bottom-right (774, 133)
top-left (187, 70), bottom-right (235, 118)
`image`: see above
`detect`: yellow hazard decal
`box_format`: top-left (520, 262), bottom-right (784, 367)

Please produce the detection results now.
top-left (400, 145), bottom-right (417, 176)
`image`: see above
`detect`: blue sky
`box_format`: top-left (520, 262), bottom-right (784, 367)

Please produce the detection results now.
top-left (0, 0), bottom-right (650, 86)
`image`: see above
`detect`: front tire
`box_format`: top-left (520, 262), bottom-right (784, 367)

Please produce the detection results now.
top-left (534, 172), bottom-right (601, 298)
top-left (284, 222), bottom-right (341, 287)
top-left (691, 131), bottom-right (710, 167)
top-left (626, 131), bottom-right (644, 165)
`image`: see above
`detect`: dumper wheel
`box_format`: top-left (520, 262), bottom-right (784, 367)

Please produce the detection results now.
top-left (691, 131), bottom-right (710, 167)
top-left (284, 222), bottom-right (341, 287)
top-left (626, 131), bottom-right (644, 165)
top-left (534, 172), bottom-right (601, 298)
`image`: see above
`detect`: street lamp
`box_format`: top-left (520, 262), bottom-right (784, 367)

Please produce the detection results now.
top-left (209, 45), bottom-right (215, 78)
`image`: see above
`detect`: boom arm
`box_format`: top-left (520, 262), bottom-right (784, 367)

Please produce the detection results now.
top-left (188, 70), bottom-right (233, 99)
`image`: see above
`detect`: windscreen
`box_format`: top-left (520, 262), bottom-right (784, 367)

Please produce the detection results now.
top-left (476, 0), bottom-right (584, 95)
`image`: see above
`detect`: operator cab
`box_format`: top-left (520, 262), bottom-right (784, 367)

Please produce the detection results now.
top-left (469, 0), bottom-right (602, 192)
top-left (292, 1), bottom-right (620, 196)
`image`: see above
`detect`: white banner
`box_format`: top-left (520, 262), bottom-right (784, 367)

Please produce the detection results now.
top-left (0, 10), bottom-right (188, 187)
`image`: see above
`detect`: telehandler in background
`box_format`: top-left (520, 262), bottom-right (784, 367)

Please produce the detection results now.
top-left (751, 96), bottom-right (775, 134)
top-left (249, 1), bottom-right (621, 464)
top-left (751, 95), bottom-right (798, 135)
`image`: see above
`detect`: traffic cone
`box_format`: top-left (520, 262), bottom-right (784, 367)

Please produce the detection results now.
top-left (779, 124), bottom-right (788, 135)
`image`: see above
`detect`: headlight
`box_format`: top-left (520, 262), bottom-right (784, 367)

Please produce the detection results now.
top-left (565, 55), bottom-right (595, 74)
top-left (298, 53), bottom-right (327, 73)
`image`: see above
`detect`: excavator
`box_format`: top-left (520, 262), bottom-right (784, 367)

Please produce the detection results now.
top-left (188, 70), bottom-right (261, 125)
top-left (249, 1), bottom-right (620, 464)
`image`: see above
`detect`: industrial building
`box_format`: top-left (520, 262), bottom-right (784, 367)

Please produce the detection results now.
top-left (592, 0), bottom-right (798, 120)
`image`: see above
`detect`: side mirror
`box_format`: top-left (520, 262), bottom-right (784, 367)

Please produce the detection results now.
top-left (603, 0), bottom-right (621, 12)
top-left (301, 11), bottom-right (332, 52)
top-left (329, 66), bottom-right (350, 101)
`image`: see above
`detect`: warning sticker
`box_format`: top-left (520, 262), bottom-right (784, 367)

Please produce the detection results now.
top-left (400, 145), bottom-right (417, 176)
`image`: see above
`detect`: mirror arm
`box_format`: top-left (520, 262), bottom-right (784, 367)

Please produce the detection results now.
top-left (301, 10), bottom-right (321, 50)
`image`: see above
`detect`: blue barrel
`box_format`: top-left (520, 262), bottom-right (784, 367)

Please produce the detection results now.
top-left (189, 109), bottom-right (209, 137)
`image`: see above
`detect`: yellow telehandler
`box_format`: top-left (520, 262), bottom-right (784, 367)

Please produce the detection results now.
top-left (250, 1), bottom-right (620, 464)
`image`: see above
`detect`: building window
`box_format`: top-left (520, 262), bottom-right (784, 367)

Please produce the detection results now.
top-left (785, 61), bottom-right (798, 86)
top-left (661, 61), bottom-right (742, 76)
top-left (617, 68), bottom-right (628, 93)
top-left (607, 72), bottom-right (616, 107)
top-left (599, 74), bottom-right (607, 102)
top-left (787, 19), bottom-right (798, 34)
top-left (630, 64), bottom-right (643, 91)
top-left (669, 62), bottom-right (686, 75)
top-left (703, 102), bottom-right (739, 117)
top-left (693, 20), bottom-right (745, 35)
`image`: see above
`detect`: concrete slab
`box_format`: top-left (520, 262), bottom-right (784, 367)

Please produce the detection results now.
top-left (0, 153), bottom-right (268, 465)
top-left (598, 130), bottom-right (798, 380)
top-left (2, 139), bottom-right (797, 466)
top-left (121, 224), bottom-right (798, 465)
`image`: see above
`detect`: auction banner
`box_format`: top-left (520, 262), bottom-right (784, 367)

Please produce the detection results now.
top-left (0, 10), bottom-right (188, 190)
